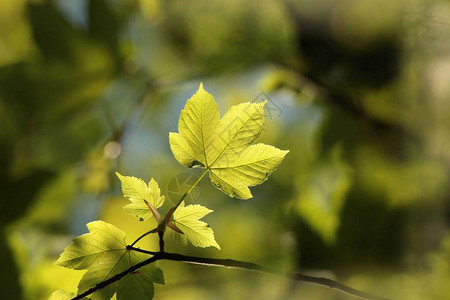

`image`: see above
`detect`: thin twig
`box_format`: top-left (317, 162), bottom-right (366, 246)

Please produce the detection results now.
top-left (172, 169), bottom-right (209, 211)
top-left (130, 227), bottom-right (157, 247)
top-left (71, 246), bottom-right (392, 300)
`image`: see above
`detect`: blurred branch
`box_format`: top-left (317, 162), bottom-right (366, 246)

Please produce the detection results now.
top-left (112, 81), bottom-right (156, 143)
top-left (304, 71), bottom-right (416, 141)
top-left (287, 66), bottom-right (419, 143)
top-left (106, 72), bottom-right (211, 144)
top-left (100, 97), bottom-right (118, 133)
top-left (71, 245), bottom-right (392, 300)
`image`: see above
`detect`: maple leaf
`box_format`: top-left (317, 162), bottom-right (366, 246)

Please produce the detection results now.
top-left (55, 221), bottom-right (164, 300)
top-left (116, 172), bottom-right (165, 222)
top-left (170, 83), bottom-right (288, 199)
top-left (172, 202), bottom-right (220, 249)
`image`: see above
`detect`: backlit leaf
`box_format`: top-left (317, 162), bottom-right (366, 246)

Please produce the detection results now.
top-left (169, 82), bottom-right (220, 168)
top-left (172, 202), bottom-right (220, 249)
top-left (55, 221), bottom-right (164, 300)
top-left (169, 83), bottom-right (288, 199)
top-left (116, 172), bottom-right (165, 221)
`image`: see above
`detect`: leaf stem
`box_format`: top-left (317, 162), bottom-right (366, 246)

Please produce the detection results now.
top-left (173, 169), bottom-right (209, 211)
top-left (72, 246), bottom-right (392, 300)
top-left (130, 227), bottom-right (158, 247)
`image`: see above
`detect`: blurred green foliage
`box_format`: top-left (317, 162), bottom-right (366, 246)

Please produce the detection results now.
top-left (0, 0), bottom-right (449, 299)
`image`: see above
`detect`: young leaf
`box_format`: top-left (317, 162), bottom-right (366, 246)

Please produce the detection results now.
top-left (116, 172), bottom-right (165, 221)
top-left (169, 83), bottom-right (288, 199)
top-left (55, 221), bottom-right (164, 300)
top-left (172, 202), bottom-right (220, 249)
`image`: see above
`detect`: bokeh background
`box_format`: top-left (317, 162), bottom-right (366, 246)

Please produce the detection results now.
top-left (1, 0), bottom-right (450, 299)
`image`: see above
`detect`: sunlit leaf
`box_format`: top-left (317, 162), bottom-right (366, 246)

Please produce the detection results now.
top-left (55, 221), bottom-right (164, 300)
top-left (116, 172), bottom-right (165, 221)
top-left (210, 143), bottom-right (290, 199)
top-left (172, 202), bottom-right (220, 249)
top-left (169, 83), bottom-right (288, 199)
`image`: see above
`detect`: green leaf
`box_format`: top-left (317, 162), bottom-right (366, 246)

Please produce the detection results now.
top-left (55, 221), bottom-right (126, 270)
top-left (79, 262), bottom-right (163, 300)
top-left (116, 172), bottom-right (165, 221)
top-left (209, 101), bottom-right (266, 163)
top-left (116, 264), bottom-right (162, 300)
top-left (55, 221), bottom-right (164, 300)
top-left (169, 82), bottom-right (220, 168)
top-left (169, 83), bottom-right (288, 199)
top-left (172, 202), bottom-right (220, 249)
top-left (210, 144), bottom-right (289, 199)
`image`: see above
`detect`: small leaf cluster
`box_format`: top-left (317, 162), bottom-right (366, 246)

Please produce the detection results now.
top-left (116, 173), bottom-right (220, 249)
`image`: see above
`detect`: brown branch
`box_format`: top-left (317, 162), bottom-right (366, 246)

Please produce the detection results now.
top-left (71, 246), bottom-right (392, 300)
